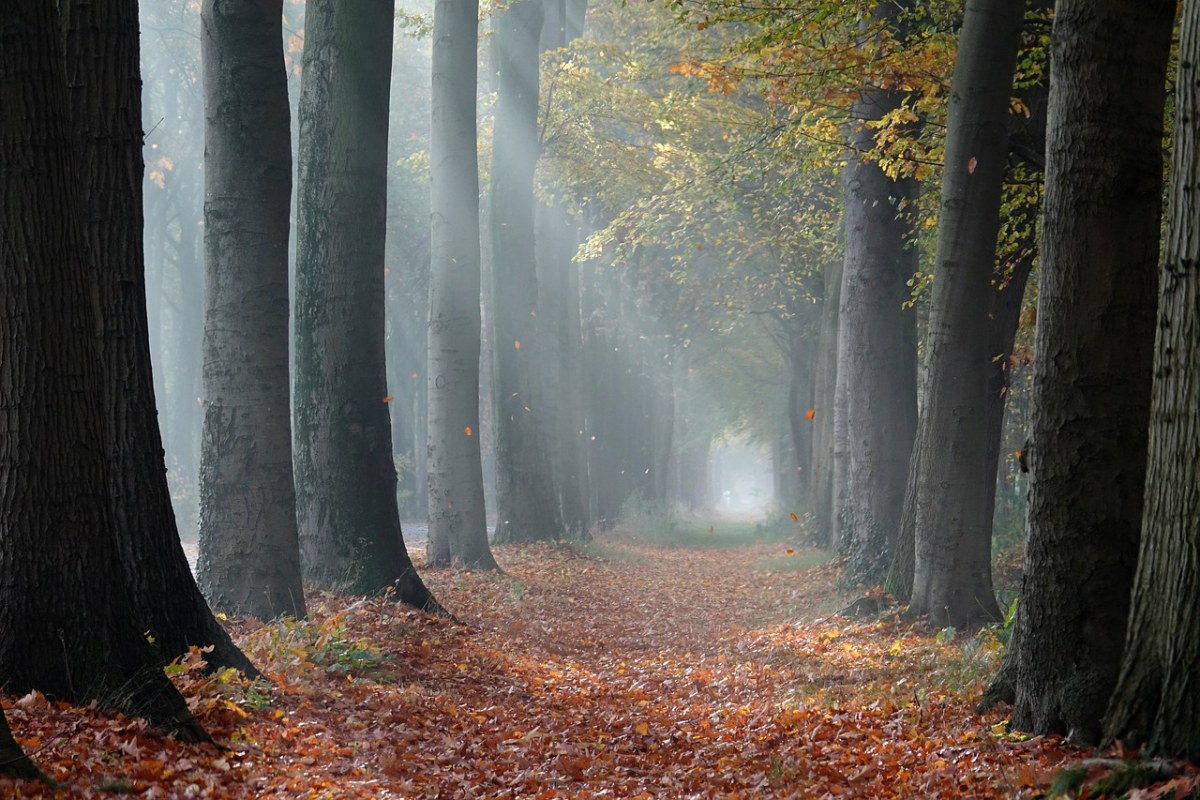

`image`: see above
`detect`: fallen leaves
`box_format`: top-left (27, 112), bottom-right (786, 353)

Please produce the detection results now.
top-left (0, 536), bottom-right (1184, 798)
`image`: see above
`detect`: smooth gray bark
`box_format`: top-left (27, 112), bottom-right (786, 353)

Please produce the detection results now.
top-left (810, 257), bottom-right (842, 548)
top-left (906, 0), bottom-right (1023, 627)
top-left (197, 0), bottom-right (305, 620)
top-left (1011, 0), bottom-right (1172, 742)
top-left (838, 37), bottom-right (919, 581)
top-left (1104, 0), bottom-right (1200, 759)
top-left (426, 0), bottom-right (499, 569)
top-left (293, 0), bottom-right (444, 607)
top-left (489, 0), bottom-right (564, 542)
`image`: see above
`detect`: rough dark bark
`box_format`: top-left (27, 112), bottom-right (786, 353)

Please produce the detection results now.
top-left (60, 0), bottom-right (253, 674)
top-left (425, 0), bottom-right (499, 570)
top-left (291, 0), bottom-right (443, 608)
top-left (838, 2), bottom-right (920, 580)
top-left (1010, 0), bottom-right (1172, 743)
top-left (0, 0), bottom-right (204, 739)
top-left (197, 0), bottom-right (306, 620)
top-left (0, 710), bottom-right (42, 782)
top-left (489, 0), bottom-right (565, 543)
top-left (906, 0), bottom-right (1023, 628)
top-left (1103, 0), bottom-right (1200, 759)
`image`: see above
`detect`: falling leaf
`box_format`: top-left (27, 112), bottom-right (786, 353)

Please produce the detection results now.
top-left (805, 409), bottom-right (816, 421)
top-left (382, 395), bottom-right (394, 403)
top-left (514, 340), bottom-right (521, 350)
top-left (464, 426), bottom-right (473, 436)
top-left (789, 512), bottom-right (799, 522)
top-left (786, 549), bottom-right (795, 555)
top-left (967, 156), bottom-right (978, 174)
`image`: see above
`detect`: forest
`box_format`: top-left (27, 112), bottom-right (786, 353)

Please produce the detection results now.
top-left (0, 0), bottom-right (1198, 796)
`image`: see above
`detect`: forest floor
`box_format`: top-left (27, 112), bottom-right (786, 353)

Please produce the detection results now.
top-left (1, 521), bottom-right (1184, 798)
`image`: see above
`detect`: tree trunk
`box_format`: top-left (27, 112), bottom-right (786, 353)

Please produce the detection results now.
top-left (60, 0), bottom-right (253, 672)
top-left (197, 0), bottom-right (306, 620)
top-left (292, 0), bottom-right (446, 606)
top-left (489, 0), bottom-right (564, 543)
top-left (1103, 0), bottom-right (1200, 759)
top-left (0, 0), bottom-right (204, 738)
top-left (425, 0), bottom-right (499, 570)
top-left (1011, 0), bottom-right (1172, 742)
top-left (906, 0), bottom-right (1023, 628)
top-left (810, 257), bottom-right (841, 548)
top-left (0, 709), bottom-right (41, 781)
top-left (839, 21), bottom-right (920, 581)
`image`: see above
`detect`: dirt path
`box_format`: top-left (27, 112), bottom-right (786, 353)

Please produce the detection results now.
top-left (6, 537), bottom-right (1082, 798)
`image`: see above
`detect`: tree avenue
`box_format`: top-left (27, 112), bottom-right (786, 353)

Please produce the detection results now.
top-left (10, 0), bottom-right (1200, 790)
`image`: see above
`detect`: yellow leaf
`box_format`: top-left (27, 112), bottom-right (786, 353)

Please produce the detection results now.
top-left (634, 722), bottom-right (650, 736)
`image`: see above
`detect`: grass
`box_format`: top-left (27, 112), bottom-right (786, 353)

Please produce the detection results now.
top-left (756, 549), bottom-right (836, 573)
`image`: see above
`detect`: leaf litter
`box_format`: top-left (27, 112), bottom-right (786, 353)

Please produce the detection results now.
top-left (1, 537), bottom-right (1190, 798)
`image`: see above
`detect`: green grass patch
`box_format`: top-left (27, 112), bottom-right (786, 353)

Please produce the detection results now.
top-left (561, 539), bottom-right (650, 563)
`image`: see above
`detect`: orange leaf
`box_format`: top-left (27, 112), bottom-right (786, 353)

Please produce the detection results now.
top-left (805, 409), bottom-right (816, 421)
top-left (786, 549), bottom-right (795, 555)
top-left (789, 512), bottom-right (799, 522)
top-left (382, 395), bottom-right (394, 403)
top-left (634, 722), bottom-right (650, 735)
top-left (464, 426), bottom-right (473, 436)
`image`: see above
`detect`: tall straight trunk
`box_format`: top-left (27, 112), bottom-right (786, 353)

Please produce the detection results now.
top-left (0, 0), bottom-right (204, 738)
top-left (1010, 0), bottom-right (1172, 742)
top-left (61, 0), bottom-right (253, 671)
top-left (197, 0), bottom-right (306, 620)
top-left (294, 0), bottom-right (445, 605)
top-left (489, 0), bottom-right (564, 543)
top-left (1105, 2), bottom-right (1200, 756)
top-left (536, 0), bottom-right (589, 537)
top-left (838, 4), bottom-right (920, 580)
top-left (906, 0), bottom-right (1023, 627)
top-left (810, 257), bottom-right (842, 547)
top-left (425, 0), bottom-right (498, 570)
top-left (830, 319), bottom-right (852, 546)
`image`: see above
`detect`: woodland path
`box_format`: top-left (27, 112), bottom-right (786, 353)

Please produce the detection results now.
top-left (5, 531), bottom-right (1082, 798)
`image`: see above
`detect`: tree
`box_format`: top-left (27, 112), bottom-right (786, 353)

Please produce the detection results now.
top-left (536, 0), bottom-right (590, 537)
top-left (0, 711), bottom-right (40, 781)
top-left (836, 0), bottom-right (919, 581)
top-left (0, 0), bottom-right (204, 738)
top-left (1104, 0), bottom-right (1200, 759)
top-left (425, 0), bottom-right (500, 569)
top-left (292, 1), bottom-right (444, 609)
top-left (1004, 0), bottom-right (1173, 742)
top-left (197, 0), bottom-right (306, 620)
top-left (904, 0), bottom-right (1024, 627)
top-left (490, 0), bottom-right (565, 543)
top-left (61, 0), bottom-right (253, 673)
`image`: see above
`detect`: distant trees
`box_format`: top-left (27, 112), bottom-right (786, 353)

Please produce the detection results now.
top-left (197, 0), bottom-right (306, 619)
top-left (490, 0), bottom-right (565, 543)
top-left (425, 0), bottom-right (498, 569)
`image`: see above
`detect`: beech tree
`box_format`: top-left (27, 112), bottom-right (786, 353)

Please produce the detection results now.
top-left (904, 0), bottom-right (1024, 627)
top-left (197, 0), bottom-right (306, 620)
top-left (293, 0), bottom-right (443, 607)
top-left (1001, 0), bottom-right (1174, 742)
top-left (1104, 0), bottom-right (1200, 758)
top-left (62, 0), bottom-right (252, 673)
top-left (490, 0), bottom-right (565, 543)
top-left (837, 0), bottom-right (919, 580)
top-left (0, 0), bottom-right (204, 738)
top-left (425, 0), bottom-right (499, 569)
